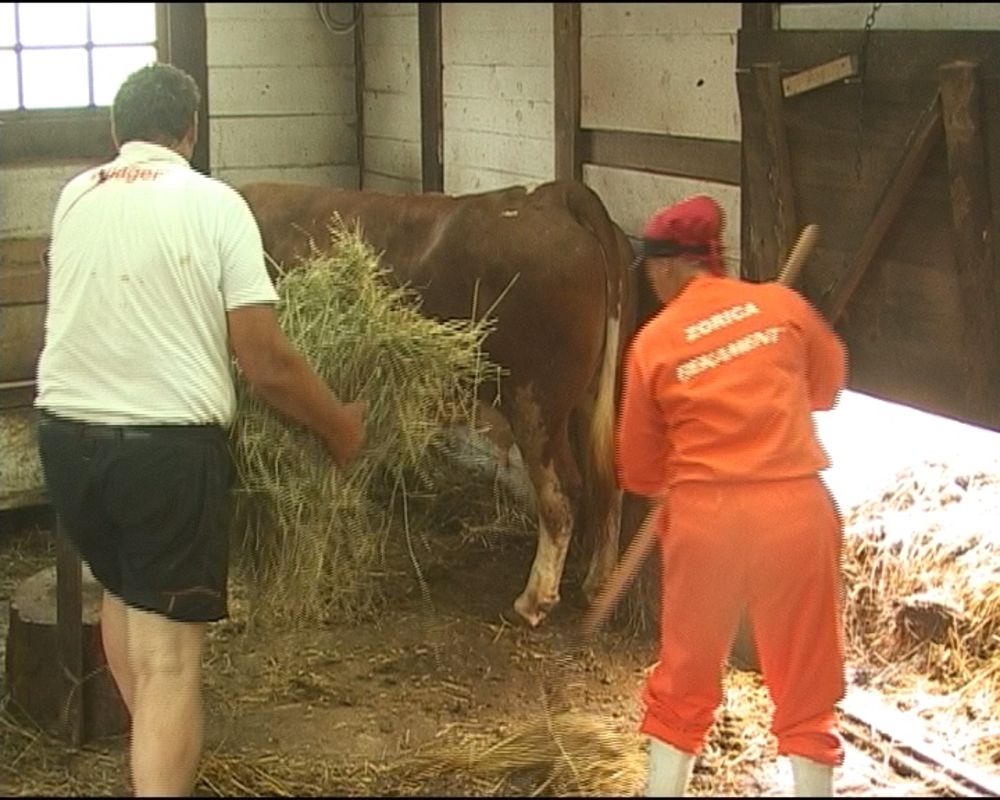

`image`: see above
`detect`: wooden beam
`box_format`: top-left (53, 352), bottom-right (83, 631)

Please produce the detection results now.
top-left (841, 718), bottom-right (977, 798)
top-left (418, 3), bottom-right (443, 193)
top-left (939, 61), bottom-right (999, 422)
top-left (55, 517), bottom-right (84, 747)
top-left (782, 54), bottom-right (858, 98)
top-left (353, 2), bottom-right (366, 190)
top-left (826, 95), bottom-right (944, 323)
top-left (0, 110), bottom-right (113, 164)
top-left (0, 381), bottom-right (37, 411)
top-left (164, 3), bottom-right (209, 176)
top-left (754, 63), bottom-right (797, 275)
top-left (578, 130), bottom-right (741, 185)
top-left (553, 3), bottom-right (581, 183)
top-left (741, 3), bottom-right (778, 30)
top-left (841, 686), bottom-right (1000, 797)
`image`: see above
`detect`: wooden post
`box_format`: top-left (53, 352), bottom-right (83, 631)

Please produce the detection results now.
top-left (753, 63), bottom-right (797, 276)
top-left (939, 61), bottom-right (998, 424)
top-left (55, 515), bottom-right (84, 747)
top-left (742, 3), bottom-right (778, 31)
top-left (354, 2), bottom-right (366, 190)
top-left (418, 3), bottom-right (444, 193)
top-left (826, 95), bottom-right (944, 324)
top-left (553, 3), bottom-right (581, 183)
top-left (737, 67), bottom-right (774, 282)
top-left (164, 3), bottom-right (209, 176)
top-left (738, 5), bottom-right (777, 282)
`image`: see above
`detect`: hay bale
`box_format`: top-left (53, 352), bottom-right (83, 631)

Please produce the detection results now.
top-left (231, 220), bottom-right (501, 627)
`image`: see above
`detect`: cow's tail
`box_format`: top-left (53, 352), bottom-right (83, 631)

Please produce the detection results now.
top-left (590, 295), bottom-right (620, 493)
top-left (561, 182), bottom-right (625, 502)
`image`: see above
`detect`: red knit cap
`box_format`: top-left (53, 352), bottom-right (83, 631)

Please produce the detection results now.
top-left (642, 195), bottom-right (725, 275)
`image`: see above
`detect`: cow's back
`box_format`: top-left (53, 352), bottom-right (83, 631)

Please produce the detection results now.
top-left (240, 182), bottom-right (622, 405)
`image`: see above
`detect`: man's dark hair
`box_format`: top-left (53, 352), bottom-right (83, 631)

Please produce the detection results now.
top-left (112, 63), bottom-right (200, 145)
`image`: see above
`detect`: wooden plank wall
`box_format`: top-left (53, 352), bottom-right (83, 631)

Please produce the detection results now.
top-left (205, 2), bottom-right (358, 189)
top-left (441, 3), bottom-right (555, 194)
top-left (579, 3), bottom-right (743, 273)
top-left (739, 30), bottom-right (1000, 430)
top-left (362, 3), bottom-right (422, 194)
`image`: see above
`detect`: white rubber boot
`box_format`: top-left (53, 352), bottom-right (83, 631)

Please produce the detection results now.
top-left (646, 738), bottom-right (695, 797)
top-left (790, 755), bottom-right (834, 797)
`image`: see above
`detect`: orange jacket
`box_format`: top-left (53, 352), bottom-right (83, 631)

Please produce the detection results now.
top-left (616, 274), bottom-right (847, 497)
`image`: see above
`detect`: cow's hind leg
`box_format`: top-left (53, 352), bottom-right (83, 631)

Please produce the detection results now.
top-left (508, 387), bottom-right (579, 627)
top-left (513, 458), bottom-right (575, 626)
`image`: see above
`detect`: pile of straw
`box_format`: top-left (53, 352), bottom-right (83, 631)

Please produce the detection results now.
top-left (0, 703), bottom-right (125, 797)
top-left (231, 221), bottom-right (501, 627)
top-left (841, 459), bottom-right (1000, 770)
top-left (0, 701), bottom-right (372, 798)
top-left (843, 461), bottom-right (999, 675)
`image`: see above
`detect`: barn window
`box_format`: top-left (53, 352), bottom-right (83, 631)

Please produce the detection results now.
top-left (0, 3), bottom-right (208, 169)
top-left (0, 3), bottom-right (158, 111)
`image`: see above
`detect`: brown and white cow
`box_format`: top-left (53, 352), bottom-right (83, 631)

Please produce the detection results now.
top-left (238, 180), bottom-right (636, 627)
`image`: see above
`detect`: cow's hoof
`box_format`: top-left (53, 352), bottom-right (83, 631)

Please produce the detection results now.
top-left (513, 592), bottom-right (558, 628)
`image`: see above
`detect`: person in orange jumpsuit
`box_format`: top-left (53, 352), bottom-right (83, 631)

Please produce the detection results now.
top-left (616, 195), bottom-right (848, 797)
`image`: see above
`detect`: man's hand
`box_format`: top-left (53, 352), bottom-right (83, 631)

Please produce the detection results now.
top-left (325, 400), bottom-right (366, 468)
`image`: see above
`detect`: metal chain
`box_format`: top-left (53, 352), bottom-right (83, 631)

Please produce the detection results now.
top-left (854, 2), bottom-right (883, 182)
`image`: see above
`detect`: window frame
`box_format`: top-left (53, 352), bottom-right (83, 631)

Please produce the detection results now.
top-left (0, 3), bottom-right (209, 173)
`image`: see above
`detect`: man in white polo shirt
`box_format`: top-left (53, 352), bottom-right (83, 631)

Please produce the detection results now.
top-left (35, 62), bottom-right (365, 797)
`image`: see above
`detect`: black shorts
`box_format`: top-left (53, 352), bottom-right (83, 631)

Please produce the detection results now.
top-left (37, 410), bottom-right (233, 623)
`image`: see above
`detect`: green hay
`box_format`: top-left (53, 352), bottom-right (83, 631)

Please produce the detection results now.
top-left (230, 219), bottom-right (502, 628)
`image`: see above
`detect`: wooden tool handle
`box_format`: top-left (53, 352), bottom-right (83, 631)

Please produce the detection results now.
top-left (581, 224), bottom-right (822, 639)
top-left (580, 505), bottom-right (660, 638)
top-left (776, 223), bottom-right (819, 287)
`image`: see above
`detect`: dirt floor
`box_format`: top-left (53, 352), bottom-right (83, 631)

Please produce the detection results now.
top-left (0, 498), bottom-right (953, 798)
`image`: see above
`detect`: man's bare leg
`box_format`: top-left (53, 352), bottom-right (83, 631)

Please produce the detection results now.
top-left (126, 607), bottom-right (206, 797)
top-left (101, 592), bottom-right (136, 713)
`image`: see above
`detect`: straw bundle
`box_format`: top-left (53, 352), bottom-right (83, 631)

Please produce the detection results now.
top-left (381, 670), bottom-right (787, 797)
top-left (388, 710), bottom-right (645, 796)
top-left (231, 220), bottom-right (500, 627)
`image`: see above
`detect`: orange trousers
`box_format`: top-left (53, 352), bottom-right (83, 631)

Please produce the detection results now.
top-left (640, 476), bottom-right (845, 766)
